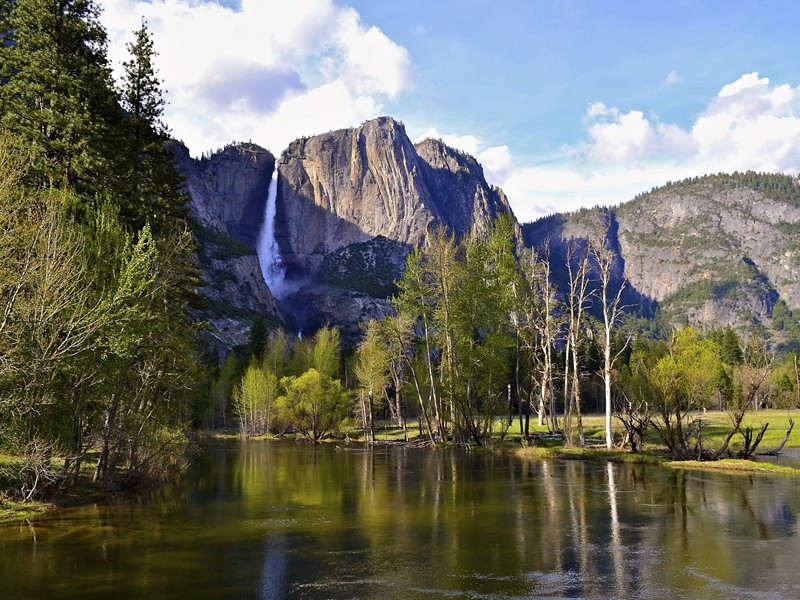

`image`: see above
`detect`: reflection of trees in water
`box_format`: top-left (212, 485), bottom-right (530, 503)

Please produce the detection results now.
top-left (3, 442), bottom-right (800, 598)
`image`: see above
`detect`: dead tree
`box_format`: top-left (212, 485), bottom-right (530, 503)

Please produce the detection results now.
top-left (709, 336), bottom-right (773, 460)
top-left (590, 235), bottom-right (630, 449)
top-left (565, 242), bottom-right (593, 446)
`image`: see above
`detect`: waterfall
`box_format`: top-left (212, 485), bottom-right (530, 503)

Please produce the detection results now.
top-left (257, 171), bottom-right (287, 298)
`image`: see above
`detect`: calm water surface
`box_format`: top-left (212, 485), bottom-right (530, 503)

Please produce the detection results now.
top-left (1, 441), bottom-right (799, 599)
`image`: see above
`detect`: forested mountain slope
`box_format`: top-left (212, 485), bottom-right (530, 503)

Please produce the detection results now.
top-left (523, 172), bottom-right (800, 350)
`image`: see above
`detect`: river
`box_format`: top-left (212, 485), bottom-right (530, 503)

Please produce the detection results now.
top-left (1, 441), bottom-right (799, 598)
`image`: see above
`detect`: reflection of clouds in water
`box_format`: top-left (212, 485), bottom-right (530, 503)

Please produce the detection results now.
top-left (259, 536), bottom-right (287, 600)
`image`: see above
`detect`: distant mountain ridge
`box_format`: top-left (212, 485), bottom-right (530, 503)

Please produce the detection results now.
top-left (523, 172), bottom-right (800, 350)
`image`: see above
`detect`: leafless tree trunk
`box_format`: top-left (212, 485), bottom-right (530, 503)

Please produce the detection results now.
top-left (566, 242), bottom-right (593, 446)
top-left (590, 235), bottom-right (629, 449)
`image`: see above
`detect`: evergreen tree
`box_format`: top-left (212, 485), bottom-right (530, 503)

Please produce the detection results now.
top-left (249, 314), bottom-right (268, 361)
top-left (119, 19), bottom-right (188, 231)
top-left (721, 326), bottom-right (743, 365)
top-left (0, 0), bottom-right (122, 197)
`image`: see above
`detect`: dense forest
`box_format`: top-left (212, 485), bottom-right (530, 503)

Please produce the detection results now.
top-left (219, 215), bottom-right (798, 462)
top-left (0, 0), bottom-right (204, 500)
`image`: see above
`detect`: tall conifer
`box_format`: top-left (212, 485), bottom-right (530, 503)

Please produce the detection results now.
top-left (119, 19), bottom-right (188, 231)
top-left (0, 0), bottom-right (122, 197)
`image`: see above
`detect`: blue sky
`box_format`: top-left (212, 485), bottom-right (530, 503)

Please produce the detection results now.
top-left (102, 0), bottom-right (800, 221)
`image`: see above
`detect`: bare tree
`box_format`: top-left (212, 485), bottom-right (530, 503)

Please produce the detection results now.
top-left (590, 235), bottom-right (629, 449)
top-left (565, 242), bottom-right (593, 446)
top-left (709, 335), bottom-right (773, 459)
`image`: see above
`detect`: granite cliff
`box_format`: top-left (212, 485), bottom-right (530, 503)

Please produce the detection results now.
top-left (274, 116), bottom-right (512, 278)
top-left (178, 117), bottom-right (515, 346)
top-left (523, 173), bottom-right (800, 349)
top-left (173, 142), bottom-right (281, 351)
top-left (271, 116), bottom-right (515, 337)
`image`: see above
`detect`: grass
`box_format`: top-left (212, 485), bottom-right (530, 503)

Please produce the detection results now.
top-left (669, 459), bottom-right (800, 476)
top-left (0, 496), bottom-right (52, 523)
top-left (348, 410), bottom-right (800, 477)
top-left (0, 451), bottom-right (123, 525)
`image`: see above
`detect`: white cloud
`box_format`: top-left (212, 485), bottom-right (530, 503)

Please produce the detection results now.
top-left (101, 0), bottom-right (412, 155)
top-left (477, 145), bottom-right (514, 185)
top-left (499, 72), bottom-right (800, 222)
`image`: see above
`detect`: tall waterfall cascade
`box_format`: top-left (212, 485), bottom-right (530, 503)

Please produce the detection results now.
top-left (257, 171), bottom-right (288, 298)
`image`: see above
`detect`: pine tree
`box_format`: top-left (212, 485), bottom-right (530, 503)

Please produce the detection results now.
top-left (721, 326), bottom-right (743, 365)
top-left (0, 0), bottom-right (122, 197)
top-left (119, 19), bottom-right (188, 231)
top-left (249, 314), bottom-right (268, 361)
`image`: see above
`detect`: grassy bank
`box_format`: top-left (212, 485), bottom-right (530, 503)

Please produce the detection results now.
top-left (0, 451), bottom-right (150, 525)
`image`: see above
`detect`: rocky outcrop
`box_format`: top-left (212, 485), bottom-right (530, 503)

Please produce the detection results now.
top-left (523, 174), bottom-right (800, 346)
top-left (274, 116), bottom-right (514, 279)
top-left (270, 117), bottom-right (515, 339)
top-left (173, 142), bottom-right (281, 351)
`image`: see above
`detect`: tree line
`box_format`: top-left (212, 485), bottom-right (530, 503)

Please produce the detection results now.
top-left (222, 216), bottom-right (798, 461)
top-left (0, 0), bottom-right (202, 500)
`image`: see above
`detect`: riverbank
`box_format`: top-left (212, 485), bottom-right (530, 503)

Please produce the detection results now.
top-left (0, 447), bottom-right (191, 525)
top-left (3, 410), bottom-right (796, 524)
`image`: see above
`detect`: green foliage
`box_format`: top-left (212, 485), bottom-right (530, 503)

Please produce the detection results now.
top-left (248, 314), bottom-right (268, 360)
top-left (195, 226), bottom-right (256, 262)
top-left (770, 299), bottom-right (800, 354)
top-left (311, 325), bottom-right (342, 380)
top-left (0, 0), bottom-right (122, 198)
top-left (0, 0), bottom-right (202, 497)
top-left (118, 19), bottom-right (188, 231)
top-left (274, 369), bottom-right (351, 442)
top-left (630, 171), bottom-right (800, 208)
top-left (393, 216), bottom-right (518, 444)
top-left (232, 361), bottom-right (278, 437)
top-left (652, 328), bottom-right (723, 413)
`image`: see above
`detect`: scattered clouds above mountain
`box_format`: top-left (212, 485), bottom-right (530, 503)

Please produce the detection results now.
top-left (97, 3), bottom-right (800, 223)
top-left (102, 0), bottom-right (412, 154)
top-left (482, 73), bottom-right (800, 222)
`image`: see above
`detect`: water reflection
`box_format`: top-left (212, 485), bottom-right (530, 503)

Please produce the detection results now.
top-left (0, 441), bottom-right (799, 599)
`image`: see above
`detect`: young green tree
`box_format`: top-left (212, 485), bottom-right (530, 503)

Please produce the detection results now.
top-left (649, 328), bottom-right (723, 459)
top-left (355, 320), bottom-right (389, 442)
top-left (264, 329), bottom-right (290, 378)
top-left (232, 362), bottom-right (278, 437)
top-left (275, 369), bottom-right (350, 443)
top-left (312, 325), bottom-right (341, 380)
top-left (393, 246), bottom-right (444, 439)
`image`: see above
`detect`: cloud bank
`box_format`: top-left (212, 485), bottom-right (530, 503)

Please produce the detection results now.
top-left (97, 3), bottom-right (800, 225)
top-left (102, 0), bottom-right (412, 155)
top-left (441, 73), bottom-right (800, 222)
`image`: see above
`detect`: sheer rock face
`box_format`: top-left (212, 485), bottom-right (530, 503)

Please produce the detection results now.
top-left (523, 178), bottom-right (800, 343)
top-left (177, 142), bottom-right (274, 248)
top-left (177, 119), bottom-right (515, 346)
top-left (274, 117), bottom-right (514, 279)
top-left (173, 142), bottom-right (280, 350)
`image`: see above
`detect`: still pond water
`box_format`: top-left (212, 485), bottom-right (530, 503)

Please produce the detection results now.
top-left (1, 441), bottom-right (799, 599)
